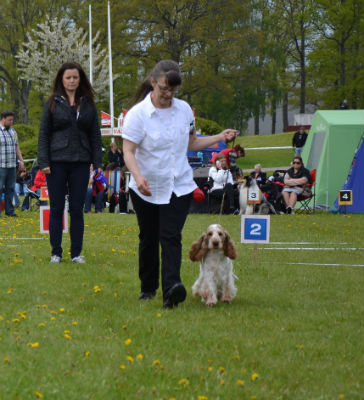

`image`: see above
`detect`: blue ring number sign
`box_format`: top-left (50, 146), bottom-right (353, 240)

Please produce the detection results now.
top-left (241, 215), bottom-right (270, 244)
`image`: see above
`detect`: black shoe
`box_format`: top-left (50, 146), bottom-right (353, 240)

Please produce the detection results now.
top-left (286, 207), bottom-right (292, 214)
top-left (139, 291), bottom-right (156, 300)
top-left (163, 283), bottom-right (187, 309)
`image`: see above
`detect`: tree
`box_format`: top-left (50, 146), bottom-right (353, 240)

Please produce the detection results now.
top-left (16, 17), bottom-right (109, 100)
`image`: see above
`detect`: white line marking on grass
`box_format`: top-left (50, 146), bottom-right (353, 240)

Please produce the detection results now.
top-left (269, 242), bottom-right (350, 245)
top-left (0, 237), bottom-right (46, 240)
top-left (262, 247), bottom-right (363, 251)
top-left (263, 262), bottom-right (364, 268)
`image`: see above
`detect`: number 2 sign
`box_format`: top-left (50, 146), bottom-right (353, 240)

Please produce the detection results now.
top-left (241, 215), bottom-right (270, 244)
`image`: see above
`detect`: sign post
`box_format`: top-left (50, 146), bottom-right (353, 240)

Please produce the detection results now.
top-left (241, 215), bottom-right (270, 263)
top-left (338, 190), bottom-right (353, 215)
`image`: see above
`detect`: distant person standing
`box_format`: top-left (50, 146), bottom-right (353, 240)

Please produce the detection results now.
top-left (292, 126), bottom-right (308, 157)
top-left (0, 111), bottom-right (25, 217)
top-left (340, 99), bottom-right (349, 110)
top-left (38, 62), bottom-right (103, 264)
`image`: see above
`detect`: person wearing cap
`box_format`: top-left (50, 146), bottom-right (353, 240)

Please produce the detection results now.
top-left (292, 126), bottom-right (308, 157)
top-left (122, 59), bottom-right (238, 308)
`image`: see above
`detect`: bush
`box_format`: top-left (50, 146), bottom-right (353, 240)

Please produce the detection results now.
top-left (13, 124), bottom-right (37, 142)
top-left (195, 117), bottom-right (222, 136)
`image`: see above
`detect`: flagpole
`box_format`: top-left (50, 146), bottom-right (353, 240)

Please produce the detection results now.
top-left (89, 4), bottom-right (93, 85)
top-left (107, 1), bottom-right (114, 134)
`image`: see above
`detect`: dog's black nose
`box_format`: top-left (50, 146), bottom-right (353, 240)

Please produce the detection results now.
top-left (213, 241), bottom-right (219, 247)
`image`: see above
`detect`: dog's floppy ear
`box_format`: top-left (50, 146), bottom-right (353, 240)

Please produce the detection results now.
top-left (223, 232), bottom-right (237, 260)
top-left (189, 233), bottom-right (208, 261)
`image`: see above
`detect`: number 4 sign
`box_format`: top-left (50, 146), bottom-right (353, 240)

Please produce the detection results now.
top-left (241, 215), bottom-right (270, 244)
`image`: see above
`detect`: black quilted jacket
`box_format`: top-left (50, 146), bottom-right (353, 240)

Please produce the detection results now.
top-left (37, 95), bottom-right (102, 169)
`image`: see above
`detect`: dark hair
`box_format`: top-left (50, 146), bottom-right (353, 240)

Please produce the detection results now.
top-left (131, 60), bottom-right (182, 106)
top-left (293, 156), bottom-right (303, 165)
top-left (1, 110), bottom-right (15, 119)
top-left (48, 61), bottom-right (95, 112)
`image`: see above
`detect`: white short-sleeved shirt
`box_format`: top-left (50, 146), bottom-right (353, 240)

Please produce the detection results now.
top-left (122, 93), bottom-right (197, 204)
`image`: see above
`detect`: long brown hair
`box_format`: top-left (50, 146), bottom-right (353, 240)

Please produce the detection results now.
top-left (48, 61), bottom-right (95, 112)
top-left (130, 60), bottom-right (182, 107)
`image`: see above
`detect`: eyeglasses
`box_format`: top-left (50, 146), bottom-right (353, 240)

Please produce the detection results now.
top-left (292, 161), bottom-right (301, 165)
top-left (157, 83), bottom-right (178, 94)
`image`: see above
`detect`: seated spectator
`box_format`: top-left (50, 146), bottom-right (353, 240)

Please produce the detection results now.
top-left (21, 169), bottom-right (46, 211)
top-left (84, 165), bottom-right (106, 213)
top-left (107, 142), bottom-right (125, 170)
top-left (208, 154), bottom-right (236, 214)
top-left (282, 156), bottom-right (312, 214)
top-left (210, 144), bottom-right (245, 180)
top-left (250, 164), bottom-right (266, 187)
top-left (15, 167), bottom-right (31, 207)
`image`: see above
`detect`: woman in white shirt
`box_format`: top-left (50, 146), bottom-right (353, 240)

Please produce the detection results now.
top-left (208, 154), bottom-right (235, 214)
top-left (122, 60), bottom-right (237, 308)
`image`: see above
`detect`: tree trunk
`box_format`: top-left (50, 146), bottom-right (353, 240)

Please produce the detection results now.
top-left (282, 92), bottom-right (289, 132)
top-left (271, 98), bottom-right (276, 134)
top-left (254, 113), bottom-right (259, 135)
top-left (299, 20), bottom-right (306, 114)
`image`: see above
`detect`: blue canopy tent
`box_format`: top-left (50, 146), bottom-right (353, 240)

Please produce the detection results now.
top-left (333, 135), bottom-right (364, 213)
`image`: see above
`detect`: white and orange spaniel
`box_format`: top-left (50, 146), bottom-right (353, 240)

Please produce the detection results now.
top-left (189, 224), bottom-right (237, 306)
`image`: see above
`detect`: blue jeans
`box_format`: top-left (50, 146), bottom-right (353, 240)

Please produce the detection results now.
top-left (84, 187), bottom-right (104, 212)
top-left (0, 167), bottom-right (16, 216)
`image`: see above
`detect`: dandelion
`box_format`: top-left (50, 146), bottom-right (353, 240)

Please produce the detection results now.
top-left (38, 323), bottom-right (46, 327)
top-left (122, 325), bottom-right (127, 329)
top-left (114, 293), bottom-right (118, 297)
top-left (156, 313), bottom-right (162, 318)
top-left (12, 318), bottom-right (20, 323)
top-left (178, 378), bottom-right (190, 386)
top-left (64, 334), bottom-right (71, 340)
top-left (85, 351), bottom-right (90, 358)
top-left (51, 317), bottom-right (56, 321)
top-left (7, 288), bottom-right (13, 294)
top-left (93, 285), bottom-right (101, 293)
top-left (42, 305), bottom-right (48, 309)
top-left (112, 248), bottom-right (116, 252)
top-left (339, 395), bottom-right (346, 399)
top-left (59, 307), bottom-right (65, 312)
top-left (299, 345), bottom-right (304, 350)
top-left (72, 321), bottom-right (78, 326)
top-left (251, 396), bottom-right (257, 400)
top-left (27, 342), bottom-right (39, 348)
top-left (121, 250), bottom-right (126, 255)
top-left (35, 391), bottom-right (43, 398)
top-left (220, 380), bottom-right (225, 385)
top-left (137, 354), bottom-right (143, 360)
top-left (119, 364), bottom-right (126, 370)
top-left (237, 379), bottom-right (244, 386)
top-left (64, 330), bottom-right (71, 334)
top-left (198, 396), bottom-right (208, 400)
top-left (50, 311), bottom-right (57, 315)
top-left (218, 366), bottom-right (225, 374)
top-left (153, 359), bottom-right (161, 366)
top-left (3, 357), bottom-right (9, 362)
top-left (126, 355), bottom-right (134, 362)
top-left (251, 372), bottom-right (259, 381)
top-left (124, 338), bottom-right (132, 346)
top-left (42, 291), bottom-right (47, 295)
top-left (208, 366), bottom-right (213, 371)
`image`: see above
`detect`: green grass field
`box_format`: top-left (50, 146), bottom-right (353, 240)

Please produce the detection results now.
top-left (1, 211), bottom-right (363, 399)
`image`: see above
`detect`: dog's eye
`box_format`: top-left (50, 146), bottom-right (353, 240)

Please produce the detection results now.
top-left (218, 232), bottom-right (223, 236)
top-left (207, 232), bottom-right (212, 236)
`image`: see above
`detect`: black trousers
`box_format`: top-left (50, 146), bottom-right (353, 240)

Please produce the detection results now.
top-left (209, 183), bottom-right (235, 212)
top-left (46, 162), bottom-right (90, 258)
top-left (130, 190), bottom-right (192, 295)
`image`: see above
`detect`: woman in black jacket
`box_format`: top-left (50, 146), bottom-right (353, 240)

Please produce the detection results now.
top-left (38, 62), bottom-right (102, 264)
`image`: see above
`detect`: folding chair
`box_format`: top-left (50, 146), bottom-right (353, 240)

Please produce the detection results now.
top-left (23, 186), bottom-right (41, 212)
top-left (295, 169), bottom-right (316, 214)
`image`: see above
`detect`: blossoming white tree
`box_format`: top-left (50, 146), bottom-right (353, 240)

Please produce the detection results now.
top-left (16, 17), bottom-right (110, 99)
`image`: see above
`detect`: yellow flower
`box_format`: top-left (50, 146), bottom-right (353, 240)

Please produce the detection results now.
top-left (119, 364), bottom-right (126, 370)
top-left (251, 372), bottom-right (259, 381)
top-left (218, 366), bottom-right (225, 374)
top-left (93, 286), bottom-right (101, 293)
top-left (198, 396), bottom-right (208, 400)
top-left (72, 321), bottom-right (78, 326)
top-left (237, 379), bottom-right (244, 386)
top-left (42, 305), bottom-right (48, 309)
top-left (35, 391), bottom-right (43, 398)
top-left (137, 354), bottom-right (143, 360)
top-left (64, 334), bottom-right (71, 340)
top-left (27, 342), bottom-right (39, 348)
top-left (64, 330), bottom-right (71, 334)
top-left (50, 311), bottom-right (57, 315)
top-left (251, 396), bottom-right (257, 400)
top-left (178, 378), bottom-right (190, 386)
top-left (127, 355), bottom-right (134, 362)
top-left (12, 318), bottom-right (20, 323)
top-left (38, 323), bottom-right (46, 327)
top-left (85, 351), bottom-right (90, 358)
top-left (208, 366), bottom-right (213, 371)
top-left (114, 292), bottom-right (118, 297)
top-left (220, 380), bottom-right (225, 385)
top-left (124, 338), bottom-right (132, 346)
top-left (156, 313), bottom-right (162, 318)
top-left (7, 288), bottom-right (13, 294)
top-left (112, 248), bottom-right (116, 252)
top-left (299, 345), bottom-right (304, 349)
top-left (51, 317), bottom-right (56, 321)
top-left (122, 324), bottom-right (127, 329)
top-left (339, 395), bottom-right (346, 399)
top-left (3, 357), bottom-right (9, 362)
top-left (153, 359), bottom-right (161, 366)
top-left (59, 307), bottom-right (65, 312)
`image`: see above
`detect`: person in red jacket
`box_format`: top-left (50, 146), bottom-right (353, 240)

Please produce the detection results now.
top-left (21, 169), bottom-right (46, 210)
